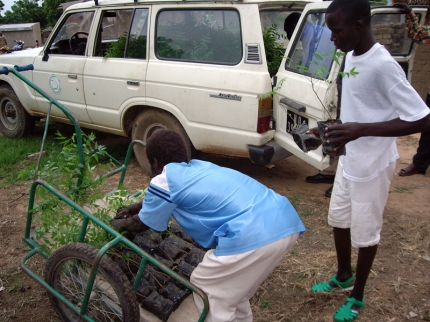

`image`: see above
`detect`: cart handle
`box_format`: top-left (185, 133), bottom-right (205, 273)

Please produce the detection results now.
top-left (0, 64), bottom-right (34, 75)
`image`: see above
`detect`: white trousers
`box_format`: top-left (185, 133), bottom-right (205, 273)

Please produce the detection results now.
top-left (328, 161), bottom-right (396, 248)
top-left (191, 233), bottom-right (299, 322)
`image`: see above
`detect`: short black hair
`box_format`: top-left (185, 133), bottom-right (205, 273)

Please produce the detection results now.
top-left (327, 0), bottom-right (371, 24)
top-left (284, 12), bottom-right (301, 40)
top-left (146, 129), bottom-right (189, 166)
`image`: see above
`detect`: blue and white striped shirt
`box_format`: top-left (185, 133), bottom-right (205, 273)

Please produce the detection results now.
top-left (138, 160), bottom-right (305, 256)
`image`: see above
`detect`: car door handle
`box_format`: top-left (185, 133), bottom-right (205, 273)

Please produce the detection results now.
top-left (127, 80), bottom-right (139, 86)
top-left (280, 97), bottom-right (306, 113)
top-left (68, 74), bottom-right (78, 79)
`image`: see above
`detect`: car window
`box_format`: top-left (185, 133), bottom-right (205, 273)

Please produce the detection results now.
top-left (285, 11), bottom-right (335, 79)
top-left (47, 11), bottom-right (95, 55)
top-left (94, 9), bottom-right (131, 58)
top-left (259, 11), bottom-right (291, 48)
top-left (371, 12), bottom-right (417, 56)
top-left (94, 8), bottom-right (149, 59)
top-left (155, 9), bottom-right (242, 65)
top-left (127, 9), bottom-right (149, 59)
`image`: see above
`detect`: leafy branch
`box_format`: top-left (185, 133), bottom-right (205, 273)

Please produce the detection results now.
top-left (25, 131), bottom-right (142, 254)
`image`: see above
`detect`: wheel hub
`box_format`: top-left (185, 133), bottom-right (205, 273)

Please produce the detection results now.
top-left (5, 105), bottom-right (16, 118)
top-left (0, 99), bottom-right (18, 131)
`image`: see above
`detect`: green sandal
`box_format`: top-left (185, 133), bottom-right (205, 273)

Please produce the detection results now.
top-left (311, 275), bottom-right (355, 293)
top-left (334, 297), bottom-right (365, 322)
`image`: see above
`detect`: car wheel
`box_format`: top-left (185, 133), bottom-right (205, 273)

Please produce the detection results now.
top-left (132, 109), bottom-right (193, 174)
top-left (0, 85), bottom-right (35, 138)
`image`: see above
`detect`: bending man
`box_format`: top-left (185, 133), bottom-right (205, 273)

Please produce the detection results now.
top-left (111, 129), bottom-right (305, 322)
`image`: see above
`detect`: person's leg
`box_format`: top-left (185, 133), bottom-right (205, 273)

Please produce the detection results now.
top-left (349, 245), bottom-right (378, 301)
top-left (412, 130), bottom-right (430, 172)
top-left (312, 164), bottom-right (355, 292)
top-left (191, 233), bottom-right (299, 322)
top-left (321, 156), bottom-right (339, 175)
top-left (333, 227), bottom-right (353, 282)
top-left (332, 161), bottom-right (396, 322)
top-left (399, 94), bottom-right (430, 176)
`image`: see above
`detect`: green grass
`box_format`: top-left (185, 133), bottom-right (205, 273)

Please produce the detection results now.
top-left (261, 300), bottom-right (272, 310)
top-left (0, 124), bottom-right (130, 188)
top-left (289, 195), bottom-right (300, 208)
top-left (300, 209), bottom-right (313, 218)
top-left (0, 135), bottom-right (61, 187)
top-left (393, 186), bottom-right (414, 193)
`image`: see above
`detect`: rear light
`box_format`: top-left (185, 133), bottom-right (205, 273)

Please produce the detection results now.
top-left (257, 96), bottom-right (272, 133)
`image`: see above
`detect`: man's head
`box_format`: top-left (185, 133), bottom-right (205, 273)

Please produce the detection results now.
top-left (284, 12), bottom-right (301, 40)
top-left (326, 0), bottom-right (372, 54)
top-left (146, 129), bottom-right (189, 175)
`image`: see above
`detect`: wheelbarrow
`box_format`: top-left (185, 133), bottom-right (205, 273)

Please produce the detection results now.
top-left (0, 64), bottom-right (209, 322)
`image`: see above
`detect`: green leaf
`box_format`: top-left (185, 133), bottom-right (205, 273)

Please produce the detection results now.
top-left (313, 53), bottom-right (323, 61)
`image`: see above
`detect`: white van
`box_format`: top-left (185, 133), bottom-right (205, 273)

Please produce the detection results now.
top-left (0, 0), bottom-right (426, 173)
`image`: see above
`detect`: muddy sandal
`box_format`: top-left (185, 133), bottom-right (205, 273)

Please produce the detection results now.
top-left (333, 297), bottom-right (365, 322)
top-left (311, 275), bottom-right (355, 293)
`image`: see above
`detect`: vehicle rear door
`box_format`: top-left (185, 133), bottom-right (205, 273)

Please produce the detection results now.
top-left (272, 2), bottom-right (428, 171)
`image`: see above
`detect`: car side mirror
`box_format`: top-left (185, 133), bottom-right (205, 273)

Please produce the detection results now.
top-left (42, 50), bottom-right (49, 62)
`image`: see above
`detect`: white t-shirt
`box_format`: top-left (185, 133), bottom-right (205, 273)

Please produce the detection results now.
top-left (340, 43), bottom-right (429, 182)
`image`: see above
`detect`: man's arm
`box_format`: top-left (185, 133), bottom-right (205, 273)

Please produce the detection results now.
top-left (395, 3), bottom-right (430, 45)
top-left (324, 114), bottom-right (430, 151)
top-left (110, 202), bottom-right (148, 233)
top-left (116, 202), bottom-right (142, 218)
top-left (110, 214), bottom-right (149, 233)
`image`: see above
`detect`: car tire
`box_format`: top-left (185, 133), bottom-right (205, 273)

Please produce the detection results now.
top-left (132, 109), bottom-right (193, 174)
top-left (0, 85), bottom-right (35, 138)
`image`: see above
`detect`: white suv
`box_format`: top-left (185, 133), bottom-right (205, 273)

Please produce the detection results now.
top-left (0, 0), bottom-right (425, 173)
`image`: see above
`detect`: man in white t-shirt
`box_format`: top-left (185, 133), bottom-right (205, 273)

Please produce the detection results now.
top-left (111, 129), bottom-right (305, 322)
top-left (307, 1), bottom-right (430, 322)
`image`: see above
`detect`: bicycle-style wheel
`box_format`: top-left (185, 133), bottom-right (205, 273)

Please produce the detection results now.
top-left (44, 243), bottom-right (140, 322)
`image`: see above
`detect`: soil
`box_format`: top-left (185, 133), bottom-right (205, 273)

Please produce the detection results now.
top-left (0, 130), bottom-right (429, 322)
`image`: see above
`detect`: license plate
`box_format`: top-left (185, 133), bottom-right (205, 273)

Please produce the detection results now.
top-left (286, 110), bottom-right (308, 134)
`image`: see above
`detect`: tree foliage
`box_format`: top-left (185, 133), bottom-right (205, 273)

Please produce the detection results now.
top-left (1, 0), bottom-right (46, 27)
top-left (42, 0), bottom-right (65, 28)
top-left (0, 0), bottom-right (76, 29)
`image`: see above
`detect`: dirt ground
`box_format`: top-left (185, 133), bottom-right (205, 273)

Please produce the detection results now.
top-left (0, 132), bottom-right (429, 322)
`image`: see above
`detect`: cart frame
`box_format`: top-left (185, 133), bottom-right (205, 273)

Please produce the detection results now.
top-left (1, 64), bottom-right (209, 322)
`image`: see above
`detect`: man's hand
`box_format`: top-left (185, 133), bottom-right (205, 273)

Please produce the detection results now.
top-left (306, 127), bottom-right (321, 139)
top-left (393, 3), bottom-right (412, 14)
top-left (116, 202), bottom-right (142, 219)
top-left (110, 215), bottom-right (149, 233)
top-left (324, 122), bottom-right (362, 151)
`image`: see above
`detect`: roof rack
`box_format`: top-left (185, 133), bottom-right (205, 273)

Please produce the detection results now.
top-left (93, 0), bottom-right (243, 5)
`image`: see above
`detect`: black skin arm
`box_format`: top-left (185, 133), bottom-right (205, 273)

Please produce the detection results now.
top-left (110, 202), bottom-right (149, 233)
top-left (308, 114), bottom-right (430, 151)
top-left (393, 3), bottom-right (412, 14)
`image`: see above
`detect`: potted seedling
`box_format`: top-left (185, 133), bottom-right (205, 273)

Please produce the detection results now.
top-left (290, 50), bottom-right (358, 156)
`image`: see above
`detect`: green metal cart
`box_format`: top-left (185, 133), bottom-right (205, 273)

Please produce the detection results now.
top-left (1, 65), bottom-right (209, 322)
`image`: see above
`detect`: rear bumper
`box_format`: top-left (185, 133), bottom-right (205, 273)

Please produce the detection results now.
top-left (248, 140), bottom-right (292, 165)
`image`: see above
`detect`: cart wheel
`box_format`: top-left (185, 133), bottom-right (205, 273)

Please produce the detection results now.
top-left (44, 243), bottom-right (140, 322)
